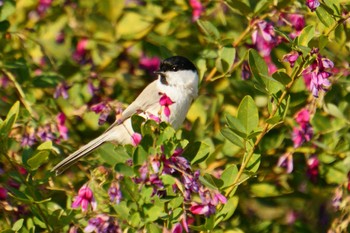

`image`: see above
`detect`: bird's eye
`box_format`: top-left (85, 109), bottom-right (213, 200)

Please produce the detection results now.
top-left (172, 66), bottom-right (177, 71)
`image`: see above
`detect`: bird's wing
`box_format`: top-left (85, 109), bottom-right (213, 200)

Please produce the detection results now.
top-left (104, 80), bottom-right (160, 132)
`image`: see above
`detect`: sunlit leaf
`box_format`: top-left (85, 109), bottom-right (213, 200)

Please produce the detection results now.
top-left (237, 96), bottom-right (259, 135)
top-left (221, 128), bottom-right (245, 148)
top-left (297, 25), bottom-right (315, 47)
top-left (220, 164), bottom-right (238, 188)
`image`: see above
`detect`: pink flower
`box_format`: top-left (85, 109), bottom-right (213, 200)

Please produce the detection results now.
top-left (139, 55), bottom-right (161, 74)
top-left (189, 0), bottom-right (204, 21)
top-left (306, 155), bottom-right (319, 183)
top-left (56, 113), bottom-right (68, 140)
top-left (264, 55), bottom-right (278, 75)
top-left (159, 93), bottom-right (174, 120)
top-left (241, 61), bottom-right (251, 80)
top-left (283, 51), bottom-right (300, 68)
top-left (0, 187), bottom-right (7, 200)
top-left (190, 202), bottom-right (216, 216)
top-left (288, 14), bottom-right (305, 31)
top-left (131, 133), bottom-right (142, 146)
top-left (171, 223), bottom-right (183, 233)
top-left (108, 183), bottom-right (122, 204)
top-left (277, 152), bottom-right (294, 173)
top-left (302, 53), bottom-right (334, 97)
top-left (252, 20), bottom-right (278, 57)
top-left (71, 184), bottom-right (97, 212)
top-left (148, 113), bottom-right (161, 123)
top-left (306, 0), bottom-right (320, 11)
top-left (90, 102), bottom-right (111, 125)
top-left (54, 82), bottom-right (70, 99)
top-left (72, 38), bottom-right (89, 63)
top-left (295, 108), bottom-right (310, 125)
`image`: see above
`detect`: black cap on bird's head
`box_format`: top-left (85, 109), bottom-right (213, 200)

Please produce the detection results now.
top-left (156, 56), bottom-right (197, 73)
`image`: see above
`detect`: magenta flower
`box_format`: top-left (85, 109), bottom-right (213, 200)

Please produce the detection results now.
top-left (306, 155), bottom-right (319, 183)
top-left (108, 183), bottom-right (122, 204)
top-left (283, 51), bottom-right (300, 68)
top-left (277, 152), bottom-right (294, 173)
top-left (288, 14), bottom-right (305, 31)
top-left (84, 214), bottom-right (122, 233)
top-left (56, 113), bottom-right (68, 140)
top-left (131, 132), bottom-right (142, 146)
top-left (71, 184), bottom-right (97, 212)
top-left (292, 125), bottom-right (313, 148)
top-left (54, 82), bottom-right (70, 99)
top-left (0, 75), bottom-right (10, 88)
top-left (37, 125), bottom-right (55, 142)
top-left (264, 55), bottom-right (278, 75)
top-left (302, 53), bottom-right (334, 97)
top-left (37, 0), bottom-right (52, 16)
top-left (189, 0), bottom-right (204, 21)
top-left (306, 0), bottom-right (320, 11)
top-left (252, 20), bottom-right (278, 57)
top-left (90, 102), bottom-right (111, 125)
top-left (190, 202), bottom-right (216, 216)
top-left (241, 61), bottom-right (251, 80)
top-left (72, 38), bottom-right (89, 63)
top-left (295, 108), bottom-right (310, 125)
top-left (0, 187), bottom-right (7, 200)
top-left (148, 113), bottom-right (161, 123)
top-left (171, 223), bottom-right (183, 233)
top-left (159, 93), bottom-right (174, 120)
top-left (292, 108), bottom-right (313, 148)
top-left (139, 55), bottom-right (161, 74)
top-left (55, 31), bottom-right (65, 44)
top-left (21, 132), bottom-right (36, 147)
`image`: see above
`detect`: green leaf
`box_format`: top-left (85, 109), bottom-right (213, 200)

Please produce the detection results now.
top-left (316, 5), bottom-right (335, 27)
top-left (182, 142), bottom-right (210, 165)
top-left (27, 150), bottom-right (50, 170)
top-left (272, 71), bottom-right (292, 86)
top-left (225, 0), bottom-right (252, 15)
top-left (220, 165), bottom-right (238, 188)
top-left (196, 20), bottom-right (220, 41)
top-left (246, 153), bottom-right (261, 173)
top-left (99, 144), bottom-right (129, 166)
top-left (0, 20), bottom-right (10, 32)
top-left (131, 115), bottom-right (145, 133)
top-left (0, 0), bottom-right (16, 21)
top-left (226, 115), bottom-right (246, 136)
top-left (250, 183), bottom-right (280, 197)
top-left (115, 163), bottom-right (134, 176)
top-left (216, 196), bottom-right (239, 223)
top-left (116, 12), bottom-right (152, 39)
top-left (248, 49), bottom-right (268, 86)
top-left (221, 128), bottom-right (244, 148)
top-left (199, 174), bottom-right (222, 190)
top-left (12, 218), bottom-right (24, 231)
top-left (0, 101), bottom-right (20, 137)
top-left (216, 47), bottom-right (236, 73)
top-left (297, 25), bottom-right (315, 47)
top-left (237, 96), bottom-right (259, 135)
top-left (27, 141), bottom-right (52, 170)
top-left (32, 74), bottom-right (63, 88)
top-left (261, 73), bottom-right (284, 94)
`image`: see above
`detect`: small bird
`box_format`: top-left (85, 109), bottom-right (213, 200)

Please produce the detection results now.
top-left (51, 56), bottom-right (199, 175)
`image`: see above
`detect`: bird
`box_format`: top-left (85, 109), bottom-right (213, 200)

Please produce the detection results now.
top-left (51, 56), bottom-right (199, 175)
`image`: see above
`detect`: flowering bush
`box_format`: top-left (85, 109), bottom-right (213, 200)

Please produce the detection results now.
top-left (1, 0), bottom-right (350, 232)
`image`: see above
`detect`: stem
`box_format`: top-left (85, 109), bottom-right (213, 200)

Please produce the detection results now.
top-left (225, 55), bottom-right (309, 197)
top-left (2, 152), bottom-right (53, 232)
top-left (1, 69), bottom-right (37, 118)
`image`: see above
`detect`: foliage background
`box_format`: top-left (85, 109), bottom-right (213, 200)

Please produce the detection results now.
top-left (0, 0), bottom-right (349, 232)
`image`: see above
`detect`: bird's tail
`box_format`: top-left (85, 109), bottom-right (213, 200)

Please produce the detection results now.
top-left (51, 132), bottom-right (110, 175)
